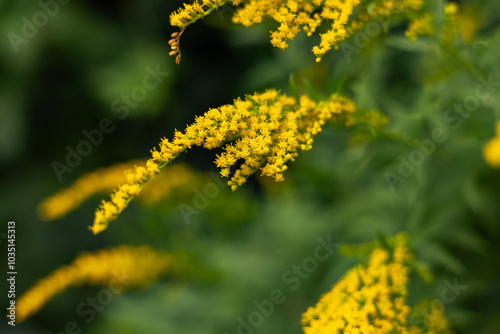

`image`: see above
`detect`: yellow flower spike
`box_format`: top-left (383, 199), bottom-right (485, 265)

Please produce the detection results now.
top-left (301, 233), bottom-right (452, 334)
top-left (91, 91), bottom-right (358, 234)
top-left (16, 246), bottom-right (172, 324)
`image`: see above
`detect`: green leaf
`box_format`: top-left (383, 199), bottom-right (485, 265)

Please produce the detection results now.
top-left (288, 73), bottom-right (300, 100)
top-left (302, 78), bottom-right (321, 101)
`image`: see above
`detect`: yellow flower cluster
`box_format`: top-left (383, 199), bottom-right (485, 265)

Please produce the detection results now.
top-left (232, 0), bottom-right (425, 62)
top-left (90, 90), bottom-right (356, 234)
top-left (171, 0), bottom-right (433, 62)
top-left (214, 92), bottom-right (355, 185)
top-left (232, 0), bottom-right (362, 61)
top-left (38, 162), bottom-right (202, 221)
top-left (483, 121), bottom-right (500, 168)
top-left (301, 233), bottom-right (452, 334)
top-left (16, 246), bottom-right (172, 324)
top-left (405, 2), bottom-right (460, 43)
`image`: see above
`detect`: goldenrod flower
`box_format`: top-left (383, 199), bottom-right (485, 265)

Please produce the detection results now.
top-left (16, 246), bottom-right (172, 324)
top-left (90, 90), bottom-right (357, 234)
top-left (170, 0), bottom-right (430, 62)
top-left (483, 121), bottom-right (500, 168)
top-left (231, 0), bottom-right (427, 61)
top-left (38, 162), bottom-right (203, 221)
top-left (301, 233), bottom-right (452, 334)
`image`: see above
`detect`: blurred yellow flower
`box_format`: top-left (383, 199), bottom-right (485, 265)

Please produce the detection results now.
top-left (483, 121), bottom-right (500, 168)
top-left (406, 12), bottom-right (435, 41)
top-left (442, 3), bottom-right (460, 45)
top-left (16, 246), bottom-right (172, 324)
top-left (457, 5), bottom-right (479, 43)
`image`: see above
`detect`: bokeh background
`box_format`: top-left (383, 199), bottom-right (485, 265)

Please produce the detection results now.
top-left (1, 0), bottom-right (500, 333)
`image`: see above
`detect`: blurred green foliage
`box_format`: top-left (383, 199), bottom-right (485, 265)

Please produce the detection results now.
top-left (1, 0), bottom-right (500, 333)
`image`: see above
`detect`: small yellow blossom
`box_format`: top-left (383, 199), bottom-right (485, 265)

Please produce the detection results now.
top-left (442, 2), bottom-right (460, 45)
top-left (91, 90), bottom-right (357, 234)
top-left (301, 233), bottom-right (452, 334)
top-left (483, 121), bottom-right (500, 167)
top-left (16, 246), bottom-right (172, 324)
